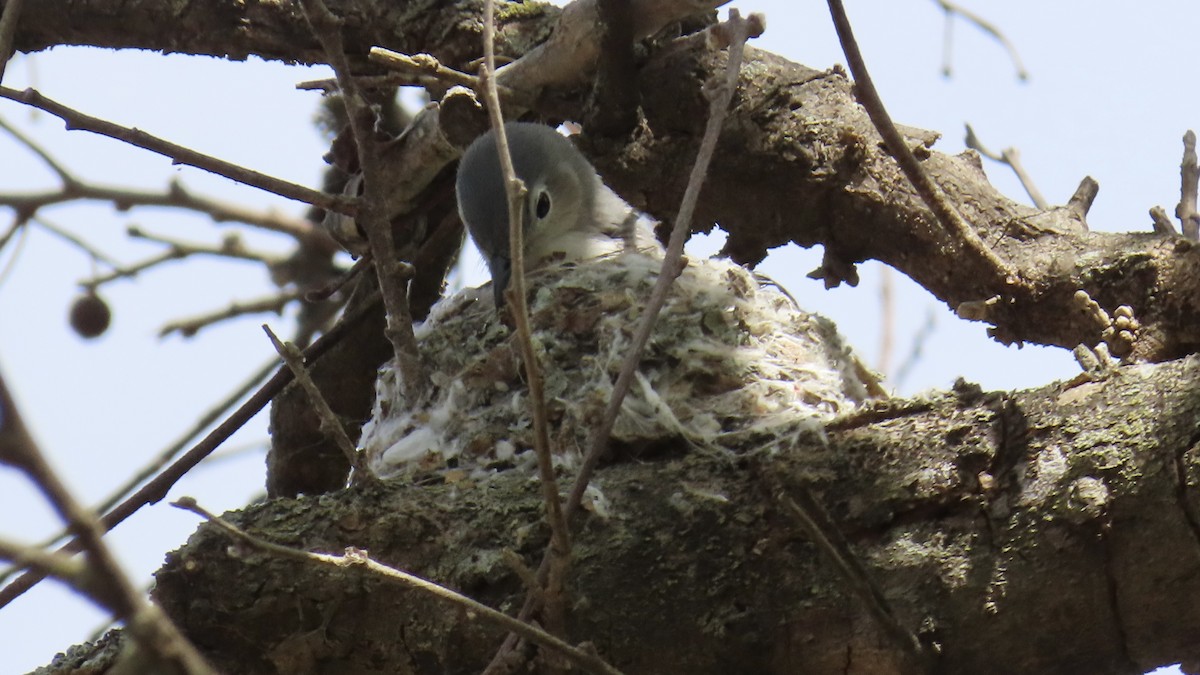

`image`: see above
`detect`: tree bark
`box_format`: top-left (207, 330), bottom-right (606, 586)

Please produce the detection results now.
top-left (11, 2), bottom-right (1200, 674)
top-left (38, 356), bottom-right (1200, 674)
top-left (10, 1), bottom-right (1199, 360)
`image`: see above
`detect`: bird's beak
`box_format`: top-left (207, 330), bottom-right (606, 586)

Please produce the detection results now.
top-left (489, 254), bottom-right (512, 311)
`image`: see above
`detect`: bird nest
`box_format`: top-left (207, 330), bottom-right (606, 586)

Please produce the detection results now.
top-left (360, 252), bottom-right (883, 480)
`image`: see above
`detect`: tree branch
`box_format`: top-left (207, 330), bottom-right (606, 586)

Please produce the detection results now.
top-left (0, 368), bottom-right (218, 675)
top-left (0, 292), bottom-right (381, 610)
top-left (477, 0), bottom-right (573, 651)
top-left (827, 0), bottom-right (1015, 285)
top-left (0, 0), bottom-right (23, 83)
top-left (298, 0), bottom-right (425, 397)
top-left (171, 497), bottom-right (624, 675)
top-left (45, 356), bottom-right (1200, 673)
top-left (0, 86), bottom-right (355, 216)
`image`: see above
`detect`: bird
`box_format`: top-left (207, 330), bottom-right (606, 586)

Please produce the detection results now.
top-left (455, 122), bottom-right (652, 308)
top-left (362, 124), bottom-right (885, 479)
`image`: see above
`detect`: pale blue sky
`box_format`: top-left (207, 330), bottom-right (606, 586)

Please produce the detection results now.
top-left (0, 2), bottom-right (1193, 672)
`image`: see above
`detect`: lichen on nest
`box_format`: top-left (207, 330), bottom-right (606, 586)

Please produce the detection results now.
top-left (360, 251), bottom-right (883, 480)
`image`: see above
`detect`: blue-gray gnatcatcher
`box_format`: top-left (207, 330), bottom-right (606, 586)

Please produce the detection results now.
top-left (455, 122), bottom-right (650, 307)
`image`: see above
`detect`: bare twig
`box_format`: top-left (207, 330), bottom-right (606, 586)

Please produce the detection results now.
top-left (483, 0), bottom-right (571, 558)
top-left (0, 358), bottom-right (276, 590)
top-left (1150, 205), bottom-right (1177, 236)
top-left (0, 115), bottom-right (334, 246)
top-left (298, 0), bottom-right (424, 397)
top-left (567, 9), bottom-right (762, 522)
top-left (1066, 176), bottom-right (1098, 224)
top-left (828, 0), bottom-right (1015, 284)
top-left (0, 0), bottom-right (24, 83)
top-left (477, 0), bottom-right (574, 652)
top-left (1176, 130), bottom-right (1200, 240)
top-left (767, 469), bottom-right (927, 671)
top-left (878, 266), bottom-right (895, 376)
top-left (369, 48), bottom-right (480, 89)
top-left (129, 226), bottom-right (281, 261)
top-left (0, 357), bottom-right (275, 586)
top-left (0, 115), bottom-right (73, 181)
top-left (172, 497), bottom-right (624, 675)
top-left (0, 292), bottom-right (382, 610)
top-left (368, 48), bottom-right (527, 104)
top-left (964, 123), bottom-right (1047, 209)
top-left (263, 324), bottom-right (360, 472)
top-left (78, 227), bottom-right (286, 293)
top-left (84, 247), bottom-right (183, 286)
top-left (0, 86), bottom-right (355, 216)
top-left (483, 10), bottom-right (763, 674)
top-left (0, 537), bottom-right (84, 589)
top-left (159, 290), bottom-right (305, 338)
top-left (32, 217), bottom-right (122, 269)
top-left (935, 0), bottom-right (1028, 81)
top-left (297, 73), bottom-right (399, 92)
top-left (0, 217), bottom-right (29, 287)
top-left (893, 307), bottom-right (937, 391)
top-left (0, 370), bottom-right (218, 675)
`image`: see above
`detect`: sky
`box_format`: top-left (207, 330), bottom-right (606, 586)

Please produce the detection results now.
top-left (0, 1), bottom-right (1193, 673)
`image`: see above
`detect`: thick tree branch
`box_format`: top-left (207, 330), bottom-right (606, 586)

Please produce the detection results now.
top-left (827, 0), bottom-right (1015, 286)
top-left (41, 356), bottom-right (1200, 674)
top-left (589, 45), bottom-right (1200, 361)
top-left (171, 497), bottom-right (623, 675)
top-left (19, 0), bottom-right (1189, 361)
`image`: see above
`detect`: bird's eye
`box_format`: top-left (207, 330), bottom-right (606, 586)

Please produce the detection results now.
top-left (535, 191), bottom-right (551, 219)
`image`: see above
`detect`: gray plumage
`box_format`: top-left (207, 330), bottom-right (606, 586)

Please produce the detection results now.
top-left (455, 122), bottom-right (637, 307)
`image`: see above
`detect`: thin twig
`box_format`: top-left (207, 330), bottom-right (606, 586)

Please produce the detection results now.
top-left (0, 115), bottom-right (330, 242)
top-left (78, 227), bottom-right (286, 292)
top-left (0, 357), bottom-right (277, 586)
top-left (83, 247), bottom-right (183, 286)
top-left (172, 497), bottom-right (625, 675)
top-left (893, 307), bottom-right (937, 390)
top-left (263, 324), bottom-right (360, 472)
top-left (0, 370), bottom-right (218, 675)
top-left (963, 123), bottom-right (1047, 209)
top-left (0, 217), bottom-right (29, 287)
top-left (0, 537), bottom-right (85, 588)
top-left (0, 114), bottom-right (74, 181)
top-left (159, 290), bottom-right (305, 339)
top-left (0, 86), bottom-right (355, 216)
top-left (0, 114), bottom-right (333, 246)
top-left (482, 10), bottom-right (762, 674)
top-left (767, 469), bottom-right (927, 671)
top-left (368, 48), bottom-right (526, 105)
top-left (32, 217), bottom-right (122, 269)
top-left (0, 292), bottom-right (382, 610)
top-left (877, 266), bottom-right (894, 376)
top-left (479, 0), bottom-right (574, 659)
top-left (0, 0), bottom-right (24, 84)
top-left (298, 0), bottom-right (425, 398)
top-left (566, 9), bottom-right (762, 523)
top-left (129, 226), bottom-right (281, 261)
top-left (827, 0), bottom-right (1016, 283)
top-left (935, 0), bottom-right (1028, 81)
top-left (1176, 130), bottom-right (1199, 240)
top-left (480, 0), bottom-right (572, 596)
top-left (370, 48), bottom-right (481, 89)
